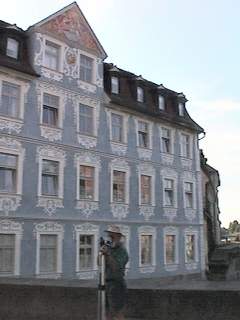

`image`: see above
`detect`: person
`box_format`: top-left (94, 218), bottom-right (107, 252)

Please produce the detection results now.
top-left (100, 225), bottom-right (129, 320)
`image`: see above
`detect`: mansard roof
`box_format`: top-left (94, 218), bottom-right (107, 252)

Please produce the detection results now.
top-left (0, 20), bottom-right (38, 77)
top-left (104, 63), bottom-right (204, 133)
top-left (29, 2), bottom-right (107, 59)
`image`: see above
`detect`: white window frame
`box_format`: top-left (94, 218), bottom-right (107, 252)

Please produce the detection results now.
top-left (110, 111), bottom-right (128, 145)
top-left (75, 223), bottom-right (99, 278)
top-left (37, 146), bottom-right (65, 199)
top-left (77, 102), bottom-right (97, 138)
top-left (178, 102), bottom-right (184, 116)
top-left (136, 119), bottom-right (153, 150)
top-left (110, 159), bottom-right (130, 204)
top-left (163, 226), bottom-right (179, 271)
top-left (0, 75), bottom-right (28, 121)
top-left (161, 169), bottom-right (178, 208)
top-left (43, 36), bottom-right (64, 73)
top-left (75, 153), bottom-right (100, 203)
top-left (6, 38), bottom-right (19, 59)
top-left (184, 228), bottom-right (199, 269)
top-left (0, 220), bottom-right (23, 276)
top-left (78, 50), bottom-right (97, 85)
top-left (180, 132), bottom-right (193, 159)
top-left (111, 76), bottom-right (119, 94)
top-left (40, 91), bottom-right (64, 129)
top-left (137, 86), bottom-right (144, 102)
top-left (0, 138), bottom-right (24, 196)
top-left (35, 222), bottom-right (64, 278)
top-left (138, 163), bottom-right (155, 206)
top-left (160, 126), bottom-right (174, 154)
top-left (138, 226), bottom-right (156, 273)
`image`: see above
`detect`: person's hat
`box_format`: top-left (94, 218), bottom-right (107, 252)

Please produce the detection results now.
top-left (104, 225), bottom-right (123, 236)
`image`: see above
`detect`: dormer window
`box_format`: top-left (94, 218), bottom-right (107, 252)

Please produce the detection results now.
top-left (111, 76), bottom-right (119, 94)
top-left (137, 86), bottom-right (144, 103)
top-left (6, 38), bottom-right (19, 59)
top-left (158, 95), bottom-right (165, 110)
top-left (178, 102), bottom-right (184, 116)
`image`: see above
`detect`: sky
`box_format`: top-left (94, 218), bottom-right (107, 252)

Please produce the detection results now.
top-left (1, 0), bottom-right (240, 227)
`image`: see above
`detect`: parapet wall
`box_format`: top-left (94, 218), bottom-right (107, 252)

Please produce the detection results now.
top-left (0, 283), bottom-right (239, 320)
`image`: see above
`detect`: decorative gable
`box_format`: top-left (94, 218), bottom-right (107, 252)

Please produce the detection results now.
top-left (32, 3), bottom-right (106, 58)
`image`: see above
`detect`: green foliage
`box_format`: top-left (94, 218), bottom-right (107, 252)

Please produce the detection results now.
top-left (228, 220), bottom-right (240, 234)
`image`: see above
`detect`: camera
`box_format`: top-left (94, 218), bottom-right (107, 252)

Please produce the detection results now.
top-left (99, 236), bottom-right (111, 248)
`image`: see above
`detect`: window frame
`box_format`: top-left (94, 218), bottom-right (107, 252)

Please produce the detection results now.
top-left (137, 86), bottom-right (144, 103)
top-left (160, 126), bottom-right (174, 154)
top-left (78, 51), bottom-right (97, 85)
top-left (42, 36), bottom-right (64, 73)
top-left (109, 110), bottom-right (128, 145)
top-left (138, 226), bottom-right (156, 272)
top-left (110, 159), bottom-right (129, 205)
top-left (184, 229), bottom-right (199, 266)
top-left (77, 103), bottom-right (97, 137)
top-left (137, 120), bottom-right (152, 149)
top-left (180, 132), bottom-right (192, 159)
top-left (158, 95), bottom-right (165, 110)
top-left (111, 76), bottom-right (119, 94)
top-left (138, 163), bottom-right (155, 207)
top-left (163, 227), bottom-right (179, 268)
top-left (161, 168), bottom-right (178, 209)
top-left (178, 102), bottom-right (185, 116)
top-left (78, 104), bottom-right (95, 136)
top-left (6, 38), bottom-right (19, 59)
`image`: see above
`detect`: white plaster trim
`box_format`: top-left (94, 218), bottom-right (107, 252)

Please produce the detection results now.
top-left (138, 226), bottom-right (156, 273)
top-left (34, 221), bottom-right (64, 278)
top-left (42, 35), bottom-right (64, 74)
top-left (78, 49), bottom-right (98, 87)
top-left (184, 228), bottom-right (199, 270)
top-left (159, 125), bottom-right (175, 154)
top-left (138, 163), bottom-right (155, 207)
top-left (74, 223), bottom-right (99, 279)
top-left (163, 226), bottom-right (179, 270)
top-left (0, 117), bottom-right (23, 134)
top-left (0, 219), bottom-right (23, 276)
top-left (161, 168), bottom-right (178, 214)
top-left (135, 118), bottom-right (153, 160)
top-left (182, 171), bottom-right (197, 221)
top-left (40, 126), bottom-right (62, 142)
top-left (63, 46), bottom-right (79, 79)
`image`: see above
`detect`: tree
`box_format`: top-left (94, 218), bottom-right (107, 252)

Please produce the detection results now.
top-left (228, 220), bottom-right (240, 234)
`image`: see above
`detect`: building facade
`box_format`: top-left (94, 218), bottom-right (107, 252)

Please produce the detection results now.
top-left (0, 2), bottom-right (206, 280)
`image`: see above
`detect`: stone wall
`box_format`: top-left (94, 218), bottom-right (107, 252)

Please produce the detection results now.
top-left (0, 283), bottom-right (239, 320)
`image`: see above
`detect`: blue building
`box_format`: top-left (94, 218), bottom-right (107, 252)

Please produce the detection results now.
top-left (0, 2), bottom-right (206, 280)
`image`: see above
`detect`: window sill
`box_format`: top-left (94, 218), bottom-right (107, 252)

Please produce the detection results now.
top-left (76, 270), bottom-right (97, 280)
top-left (41, 66), bottom-right (63, 81)
top-left (111, 203), bottom-right (129, 220)
top-left (77, 79), bottom-right (97, 93)
top-left (0, 194), bottom-right (22, 214)
top-left (110, 141), bottom-right (127, 156)
top-left (139, 205), bottom-right (155, 221)
top-left (164, 263), bottom-right (178, 272)
top-left (77, 133), bottom-right (97, 149)
top-left (137, 146), bottom-right (152, 160)
top-left (185, 262), bottom-right (198, 270)
top-left (36, 272), bottom-right (62, 279)
top-left (37, 196), bottom-right (64, 216)
top-left (161, 153), bottom-right (174, 166)
top-left (181, 157), bottom-right (192, 170)
top-left (139, 265), bottom-right (155, 274)
top-left (75, 200), bottom-right (99, 218)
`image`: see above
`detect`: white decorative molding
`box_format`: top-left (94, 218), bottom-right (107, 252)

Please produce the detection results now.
top-left (77, 80), bottom-right (97, 93)
top-left (74, 151), bottom-right (100, 168)
top-left (163, 226), bottom-right (179, 270)
top-left (36, 145), bottom-right (66, 163)
top-left (37, 197), bottom-right (64, 216)
top-left (74, 223), bottom-right (99, 234)
top-left (111, 158), bottom-right (129, 171)
top-left (0, 137), bottom-right (22, 150)
top-left (42, 67), bottom-right (63, 81)
top-left (184, 228), bottom-right (199, 270)
top-left (138, 162), bottom-right (155, 208)
top-left (140, 266), bottom-right (156, 273)
top-left (0, 195), bottom-right (22, 216)
top-left (137, 147), bottom-right (152, 160)
top-left (63, 46), bottom-right (79, 78)
top-left (34, 33), bottom-right (44, 66)
top-left (139, 205), bottom-right (154, 221)
top-left (163, 207), bottom-right (177, 221)
top-left (34, 221), bottom-right (64, 234)
top-left (76, 200), bottom-right (99, 218)
top-left (161, 153), bottom-right (174, 166)
top-left (0, 219), bottom-right (23, 233)
top-left (40, 126), bottom-right (62, 142)
top-left (181, 158), bottom-right (192, 170)
top-left (77, 134), bottom-right (97, 149)
top-left (161, 168), bottom-right (178, 179)
top-left (185, 208), bottom-right (197, 221)
top-left (0, 117), bottom-right (23, 134)
top-left (138, 162), bottom-right (155, 176)
top-left (111, 203), bottom-right (129, 220)
top-left (182, 171), bottom-right (197, 220)
top-left (111, 142), bottom-right (127, 156)
top-left (138, 225), bottom-right (156, 272)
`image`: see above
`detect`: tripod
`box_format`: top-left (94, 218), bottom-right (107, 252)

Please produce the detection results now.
top-left (98, 250), bottom-right (106, 320)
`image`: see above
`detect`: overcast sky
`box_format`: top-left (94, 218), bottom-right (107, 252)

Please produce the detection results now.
top-left (1, 0), bottom-right (240, 227)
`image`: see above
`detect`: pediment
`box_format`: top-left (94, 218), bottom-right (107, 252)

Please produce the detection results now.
top-left (32, 2), bottom-right (106, 58)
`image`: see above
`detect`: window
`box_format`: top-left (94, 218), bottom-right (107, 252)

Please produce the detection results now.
top-left (113, 170), bottom-right (126, 203)
top-left (80, 54), bottom-right (93, 83)
top-left (44, 41), bottom-right (60, 71)
top-left (181, 134), bottom-right (190, 158)
top-left (185, 234), bottom-right (195, 263)
top-left (6, 38), bottom-right (19, 59)
top-left (165, 235), bottom-right (176, 264)
top-left (42, 93), bottom-right (59, 127)
top-left (138, 121), bottom-right (149, 148)
top-left (111, 77), bottom-right (119, 94)
top-left (140, 234), bottom-right (152, 266)
top-left (111, 113), bottom-right (123, 143)
top-left (178, 102), bottom-right (184, 116)
top-left (0, 234), bottom-right (15, 273)
top-left (164, 178), bottom-right (174, 207)
top-left (158, 95), bottom-right (165, 110)
top-left (141, 175), bottom-right (151, 205)
top-left (184, 182), bottom-right (193, 208)
top-left (79, 234), bottom-right (94, 270)
top-left (0, 153), bottom-right (17, 193)
top-left (79, 104), bottom-right (94, 136)
top-left (161, 128), bottom-right (171, 153)
top-left (1, 81), bottom-right (20, 118)
top-left (39, 234), bottom-right (57, 273)
top-left (137, 86), bottom-right (144, 102)
top-left (79, 165), bottom-right (94, 200)
top-left (41, 160), bottom-right (59, 196)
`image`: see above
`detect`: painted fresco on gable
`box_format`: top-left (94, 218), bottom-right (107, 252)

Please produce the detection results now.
top-left (41, 6), bottom-right (100, 54)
